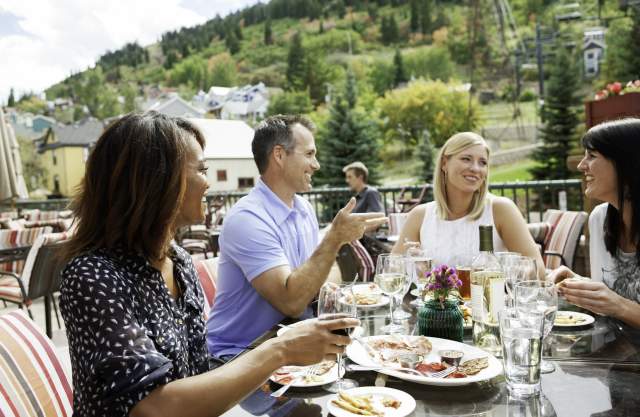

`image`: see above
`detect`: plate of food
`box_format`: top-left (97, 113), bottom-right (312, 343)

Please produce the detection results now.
top-left (328, 387), bottom-right (416, 417)
top-left (270, 361), bottom-right (342, 388)
top-left (344, 283), bottom-right (390, 309)
top-left (276, 318), bottom-right (364, 338)
top-left (346, 335), bottom-right (502, 386)
top-left (553, 311), bottom-right (595, 328)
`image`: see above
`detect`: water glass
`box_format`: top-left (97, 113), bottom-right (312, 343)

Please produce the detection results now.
top-left (318, 282), bottom-right (358, 392)
top-left (499, 308), bottom-right (545, 397)
top-left (515, 280), bottom-right (558, 374)
top-left (405, 248), bottom-right (433, 307)
top-left (507, 256), bottom-right (537, 306)
top-left (375, 254), bottom-right (406, 334)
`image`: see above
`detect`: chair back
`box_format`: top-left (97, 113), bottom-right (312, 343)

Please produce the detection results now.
top-left (0, 227), bottom-right (53, 275)
top-left (23, 233), bottom-right (70, 300)
top-left (0, 311), bottom-right (73, 417)
top-left (336, 241), bottom-right (375, 282)
top-left (0, 211), bottom-right (19, 220)
top-left (388, 213), bottom-right (409, 237)
top-left (541, 210), bottom-right (588, 270)
top-left (194, 257), bottom-right (218, 318)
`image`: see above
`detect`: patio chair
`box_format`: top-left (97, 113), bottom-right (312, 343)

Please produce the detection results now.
top-left (395, 184), bottom-right (430, 213)
top-left (194, 257), bottom-right (219, 319)
top-left (0, 310), bottom-right (73, 416)
top-left (0, 232), bottom-right (69, 337)
top-left (0, 227), bottom-right (54, 277)
top-left (336, 240), bottom-right (375, 282)
top-left (388, 212), bottom-right (409, 237)
top-left (528, 210), bottom-right (588, 270)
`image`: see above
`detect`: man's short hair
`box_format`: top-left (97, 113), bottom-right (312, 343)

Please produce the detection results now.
top-left (343, 161), bottom-right (368, 182)
top-left (252, 114), bottom-right (315, 174)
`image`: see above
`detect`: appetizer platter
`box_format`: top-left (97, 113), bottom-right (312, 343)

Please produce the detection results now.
top-left (343, 283), bottom-right (390, 309)
top-left (346, 335), bottom-right (502, 386)
top-left (553, 311), bottom-right (595, 328)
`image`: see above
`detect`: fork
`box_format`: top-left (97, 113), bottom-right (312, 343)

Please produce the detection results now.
top-left (270, 364), bottom-right (319, 397)
top-left (429, 366), bottom-right (457, 379)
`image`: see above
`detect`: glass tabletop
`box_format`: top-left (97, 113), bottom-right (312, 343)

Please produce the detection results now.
top-left (232, 291), bottom-right (640, 417)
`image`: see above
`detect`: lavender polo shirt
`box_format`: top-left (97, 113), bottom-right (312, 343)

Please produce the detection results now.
top-left (206, 179), bottom-right (319, 357)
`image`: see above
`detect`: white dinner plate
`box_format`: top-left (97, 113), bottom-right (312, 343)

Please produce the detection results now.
top-left (270, 362), bottom-right (344, 388)
top-left (327, 386), bottom-right (416, 417)
top-left (553, 311), bottom-right (595, 328)
top-left (276, 318), bottom-right (364, 338)
top-left (346, 335), bottom-right (503, 386)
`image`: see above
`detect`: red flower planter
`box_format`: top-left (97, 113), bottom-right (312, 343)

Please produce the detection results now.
top-left (585, 92), bottom-right (640, 128)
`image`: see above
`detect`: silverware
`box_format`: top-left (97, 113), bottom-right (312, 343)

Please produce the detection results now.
top-left (270, 364), bottom-right (320, 397)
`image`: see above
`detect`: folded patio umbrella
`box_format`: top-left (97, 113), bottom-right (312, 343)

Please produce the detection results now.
top-left (0, 108), bottom-right (29, 202)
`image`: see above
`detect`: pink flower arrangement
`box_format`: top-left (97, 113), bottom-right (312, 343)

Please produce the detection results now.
top-left (426, 264), bottom-right (462, 306)
top-left (594, 80), bottom-right (640, 100)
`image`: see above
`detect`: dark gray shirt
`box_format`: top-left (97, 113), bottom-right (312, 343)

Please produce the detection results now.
top-left (354, 186), bottom-right (383, 213)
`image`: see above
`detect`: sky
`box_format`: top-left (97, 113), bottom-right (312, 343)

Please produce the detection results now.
top-left (0, 0), bottom-right (261, 103)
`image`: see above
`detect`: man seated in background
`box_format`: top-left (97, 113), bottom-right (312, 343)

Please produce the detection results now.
top-left (206, 115), bottom-right (387, 360)
top-left (343, 161), bottom-right (384, 214)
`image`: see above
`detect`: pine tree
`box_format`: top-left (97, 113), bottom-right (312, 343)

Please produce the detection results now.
top-left (225, 31), bottom-right (240, 54)
top-left (316, 70), bottom-right (381, 186)
top-left (264, 18), bottom-right (273, 45)
top-left (410, 0), bottom-right (420, 33)
top-left (8, 88), bottom-right (15, 107)
top-left (530, 45), bottom-right (581, 180)
top-left (393, 48), bottom-right (408, 86)
top-left (420, 0), bottom-right (432, 35)
top-left (417, 129), bottom-right (435, 182)
top-left (388, 14), bottom-right (399, 43)
top-left (319, 20), bottom-right (324, 34)
top-left (286, 32), bottom-right (307, 90)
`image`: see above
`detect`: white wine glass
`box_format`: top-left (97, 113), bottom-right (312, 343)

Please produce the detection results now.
top-left (406, 248), bottom-right (433, 307)
top-left (375, 254), bottom-right (406, 334)
top-left (515, 280), bottom-right (558, 374)
top-left (317, 282), bottom-right (358, 392)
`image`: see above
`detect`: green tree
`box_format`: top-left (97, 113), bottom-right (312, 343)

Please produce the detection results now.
top-left (209, 53), bottom-right (237, 87)
top-left (170, 56), bottom-right (209, 90)
top-left (8, 88), bottom-right (15, 107)
top-left (381, 14), bottom-right (399, 44)
top-left (420, 0), bottom-right (432, 35)
top-left (336, 0), bottom-right (346, 19)
top-left (17, 134), bottom-right (48, 191)
top-left (410, 0), bottom-right (420, 32)
top-left (417, 129), bottom-right (435, 181)
top-left (368, 59), bottom-right (395, 96)
top-left (393, 49), bottom-right (408, 86)
top-left (264, 18), bottom-right (273, 45)
top-left (287, 32), bottom-right (307, 90)
top-left (316, 70), bottom-right (381, 186)
top-left (601, 16), bottom-right (635, 82)
top-left (530, 45), bottom-right (581, 180)
top-left (16, 95), bottom-right (47, 114)
top-left (376, 79), bottom-right (479, 147)
top-left (121, 83), bottom-right (137, 113)
top-left (225, 31), bottom-right (240, 54)
top-left (267, 90), bottom-right (313, 115)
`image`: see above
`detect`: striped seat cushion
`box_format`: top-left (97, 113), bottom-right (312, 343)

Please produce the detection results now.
top-left (194, 257), bottom-right (218, 319)
top-left (0, 311), bottom-right (73, 417)
top-left (0, 227), bottom-right (54, 276)
top-left (349, 240), bottom-right (375, 281)
top-left (541, 210), bottom-right (588, 270)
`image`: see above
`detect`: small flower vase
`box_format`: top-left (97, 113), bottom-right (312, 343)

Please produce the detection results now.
top-left (418, 299), bottom-right (464, 342)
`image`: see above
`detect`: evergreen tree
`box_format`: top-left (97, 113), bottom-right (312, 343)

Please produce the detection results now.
top-left (368, 4), bottom-right (378, 21)
top-left (410, 0), bottom-right (420, 33)
top-left (234, 23), bottom-right (243, 41)
top-left (393, 48), bottom-right (408, 86)
top-left (319, 20), bottom-right (324, 34)
top-left (420, 0), bottom-right (432, 35)
top-left (388, 14), bottom-right (399, 43)
top-left (316, 70), bottom-right (381, 186)
top-left (417, 129), bottom-right (435, 182)
top-left (286, 32), bottom-right (306, 90)
top-left (530, 45), bottom-right (581, 181)
top-left (8, 88), bottom-right (15, 107)
top-left (225, 31), bottom-right (240, 54)
top-left (336, 0), bottom-right (346, 19)
top-left (264, 18), bottom-right (273, 45)
top-left (380, 15), bottom-right (399, 44)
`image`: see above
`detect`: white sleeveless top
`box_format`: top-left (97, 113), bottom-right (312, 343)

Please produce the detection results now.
top-left (419, 199), bottom-right (507, 267)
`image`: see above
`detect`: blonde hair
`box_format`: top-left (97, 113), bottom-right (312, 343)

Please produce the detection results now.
top-left (433, 132), bottom-right (491, 220)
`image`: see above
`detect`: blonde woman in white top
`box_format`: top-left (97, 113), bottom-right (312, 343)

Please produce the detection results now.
top-left (392, 132), bottom-right (543, 275)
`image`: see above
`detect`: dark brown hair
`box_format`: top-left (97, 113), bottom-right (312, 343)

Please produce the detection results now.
top-left (63, 111), bottom-right (205, 262)
top-left (582, 118), bottom-right (640, 266)
top-left (251, 114), bottom-right (315, 174)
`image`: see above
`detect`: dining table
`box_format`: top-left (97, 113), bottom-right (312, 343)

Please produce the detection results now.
top-left (220, 293), bottom-right (640, 417)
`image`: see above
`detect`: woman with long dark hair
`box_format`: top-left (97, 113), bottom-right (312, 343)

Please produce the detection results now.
top-left (552, 118), bottom-right (640, 329)
top-left (59, 111), bottom-right (357, 417)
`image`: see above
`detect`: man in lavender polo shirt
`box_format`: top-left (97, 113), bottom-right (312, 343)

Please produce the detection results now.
top-left (206, 115), bottom-right (387, 359)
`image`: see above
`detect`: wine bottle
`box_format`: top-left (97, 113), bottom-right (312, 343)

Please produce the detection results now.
top-left (470, 225), bottom-right (505, 355)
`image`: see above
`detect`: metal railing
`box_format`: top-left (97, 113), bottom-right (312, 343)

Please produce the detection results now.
top-left (1, 180), bottom-right (583, 225)
top-left (207, 179), bottom-right (584, 225)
